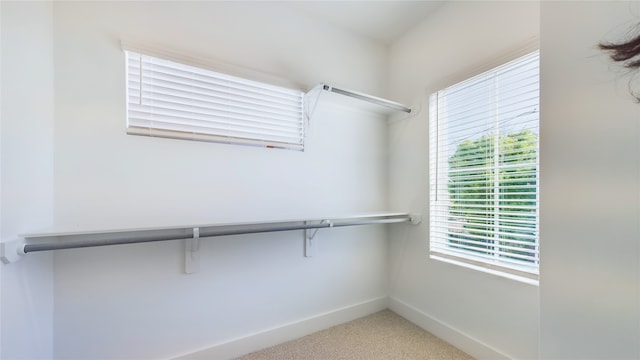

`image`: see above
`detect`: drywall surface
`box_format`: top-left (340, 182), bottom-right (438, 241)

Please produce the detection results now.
top-left (0, 1), bottom-right (55, 358)
top-left (51, 2), bottom-right (390, 358)
top-left (387, 2), bottom-right (540, 359)
top-left (539, 1), bottom-right (640, 358)
top-left (1, 3), bottom-right (3, 354)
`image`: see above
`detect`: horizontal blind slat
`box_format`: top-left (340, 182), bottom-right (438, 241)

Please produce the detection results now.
top-left (125, 50), bottom-right (305, 150)
top-left (431, 239), bottom-right (539, 263)
top-left (138, 73), bottom-right (303, 110)
top-left (128, 120), bottom-right (302, 144)
top-left (430, 245), bottom-right (539, 267)
top-left (430, 242), bottom-right (539, 264)
top-left (131, 82), bottom-right (303, 116)
top-left (129, 52), bottom-right (302, 99)
top-left (128, 95), bottom-right (303, 126)
top-left (128, 111), bottom-right (303, 138)
top-left (139, 56), bottom-right (301, 98)
top-left (127, 126), bottom-right (303, 151)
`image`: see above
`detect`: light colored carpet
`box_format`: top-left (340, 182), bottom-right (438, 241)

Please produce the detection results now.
top-left (235, 310), bottom-right (474, 360)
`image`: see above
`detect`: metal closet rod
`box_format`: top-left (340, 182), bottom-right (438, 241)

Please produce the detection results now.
top-left (20, 213), bottom-right (416, 254)
top-left (321, 84), bottom-right (412, 113)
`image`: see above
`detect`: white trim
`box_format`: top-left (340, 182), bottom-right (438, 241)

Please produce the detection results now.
top-left (388, 297), bottom-right (510, 360)
top-left (171, 297), bottom-right (388, 360)
top-left (430, 254), bottom-right (539, 286)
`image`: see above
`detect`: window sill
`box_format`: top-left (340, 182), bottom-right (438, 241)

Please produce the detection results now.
top-left (430, 253), bottom-right (539, 286)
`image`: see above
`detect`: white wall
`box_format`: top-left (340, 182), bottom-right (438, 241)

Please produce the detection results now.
top-left (51, 2), bottom-right (391, 359)
top-left (0, 1), bottom-right (55, 358)
top-left (1, 3), bottom-right (3, 354)
top-left (387, 2), bottom-right (540, 359)
top-left (6, 2), bottom-right (637, 359)
top-left (539, 1), bottom-right (640, 358)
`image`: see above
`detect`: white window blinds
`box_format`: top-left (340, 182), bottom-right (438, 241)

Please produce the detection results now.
top-left (125, 51), bottom-right (305, 150)
top-left (429, 51), bottom-right (540, 282)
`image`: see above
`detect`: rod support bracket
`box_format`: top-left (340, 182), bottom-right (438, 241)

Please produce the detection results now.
top-left (304, 220), bottom-right (331, 258)
top-left (409, 213), bottom-right (422, 225)
top-left (184, 227), bottom-right (200, 274)
top-left (307, 219), bottom-right (332, 241)
top-left (1, 238), bottom-right (26, 264)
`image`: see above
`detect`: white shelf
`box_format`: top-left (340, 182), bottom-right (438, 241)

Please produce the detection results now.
top-left (1, 212), bottom-right (421, 265)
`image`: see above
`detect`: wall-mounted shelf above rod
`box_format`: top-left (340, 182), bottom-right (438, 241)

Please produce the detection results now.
top-left (1, 212), bottom-right (421, 265)
top-left (319, 84), bottom-right (412, 114)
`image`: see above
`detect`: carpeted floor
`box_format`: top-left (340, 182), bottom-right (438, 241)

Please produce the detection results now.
top-left (235, 310), bottom-right (474, 360)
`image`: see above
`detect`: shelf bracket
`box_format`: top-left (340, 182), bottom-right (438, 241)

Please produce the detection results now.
top-left (304, 220), bottom-right (332, 257)
top-left (185, 228), bottom-right (200, 274)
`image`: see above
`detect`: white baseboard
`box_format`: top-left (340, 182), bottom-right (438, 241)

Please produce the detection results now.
top-left (388, 297), bottom-right (510, 360)
top-left (173, 297), bottom-right (388, 360)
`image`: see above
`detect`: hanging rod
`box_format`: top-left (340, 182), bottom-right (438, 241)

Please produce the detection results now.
top-left (11, 213), bottom-right (419, 256)
top-left (321, 84), bottom-right (412, 113)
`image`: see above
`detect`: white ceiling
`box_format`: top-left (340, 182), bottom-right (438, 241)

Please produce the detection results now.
top-left (287, 1), bottom-right (445, 45)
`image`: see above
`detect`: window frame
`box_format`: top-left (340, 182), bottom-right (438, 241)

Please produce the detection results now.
top-left (124, 49), bottom-right (305, 151)
top-left (428, 50), bottom-right (540, 285)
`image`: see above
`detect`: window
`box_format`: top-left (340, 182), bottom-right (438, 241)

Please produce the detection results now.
top-left (429, 51), bottom-right (540, 284)
top-left (125, 50), bottom-right (305, 150)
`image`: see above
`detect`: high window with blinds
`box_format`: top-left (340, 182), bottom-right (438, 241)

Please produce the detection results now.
top-left (125, 50), bottom-right (305, 150)
top-left (429, 51), bottom-right (540, 283)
